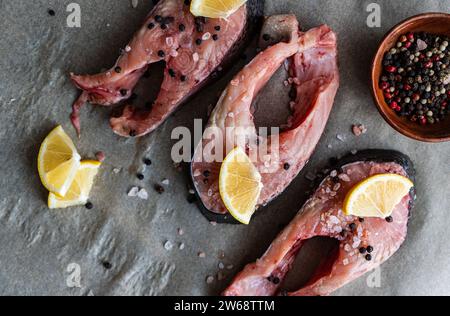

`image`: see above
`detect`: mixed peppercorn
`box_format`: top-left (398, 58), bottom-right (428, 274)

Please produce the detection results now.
top-left (380, 32), bottom-right (450, 125)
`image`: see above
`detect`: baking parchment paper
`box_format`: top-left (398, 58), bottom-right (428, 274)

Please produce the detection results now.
top-left (0, 0), bottom-right (449, 296)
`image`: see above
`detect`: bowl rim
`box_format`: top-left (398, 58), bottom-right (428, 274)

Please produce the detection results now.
top-left (371, 12), bottom-right (450, 143)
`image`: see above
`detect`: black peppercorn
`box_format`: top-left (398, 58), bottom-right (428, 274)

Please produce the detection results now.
top-left (102, 261), bottom-right (112, 269)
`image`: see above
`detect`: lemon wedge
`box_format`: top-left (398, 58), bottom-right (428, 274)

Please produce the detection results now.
top-left (344, 174), bottom-right (414, 218)
top-left (48, 161), bottom-right (101, 209)
top-left (38, 126), bottom-right (81, 197)
top-left (190, 0), bottom-right (247, 19)
top-left (219, 147), bottom-right (263, 225)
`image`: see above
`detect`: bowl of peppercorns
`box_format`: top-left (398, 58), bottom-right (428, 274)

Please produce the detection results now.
top-left (372, 13), bottom-right (450, 142)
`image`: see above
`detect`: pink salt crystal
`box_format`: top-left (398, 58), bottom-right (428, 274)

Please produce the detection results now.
top-left (339, 174), bottom-right (351, 182)
top-left (95, 151), bottom-right (106, 162)
top-left (193, 53), bottom-right (200, 62)
top-left (333, 183), bottom-right (341, 191)
top-left (417, 39), bottom-right (427, 51)
top-left (193, 169), bottom-right (202, 177)
top-left (329, 216), bottom-right (339, 224)
top-left (352, 124), bottom-right (367, 137)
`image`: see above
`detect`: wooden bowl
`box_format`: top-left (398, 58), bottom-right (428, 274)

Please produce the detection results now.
top-left (371, 13), bottom-right (450, 143)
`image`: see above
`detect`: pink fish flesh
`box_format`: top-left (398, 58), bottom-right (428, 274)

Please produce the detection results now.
top-left (70, 0), bottom-right (264, 137)
top-left (191, 15), bottom-right (340, 218)
top-left (223, 150), bottom-right (416, 296)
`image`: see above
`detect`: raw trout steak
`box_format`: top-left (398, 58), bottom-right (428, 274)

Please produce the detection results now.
top-left (223, 150), bottom-right (416, 296)
top-left (191, 15), bottom-right (340, 220)
top-left (70, 0), bottom-right (264, 137)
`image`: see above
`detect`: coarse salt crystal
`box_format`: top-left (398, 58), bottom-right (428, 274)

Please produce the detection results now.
top-left (137, 189), bottom-right (149, 200)
top-left (344, 244), bottom-right (352, 252)
top-left (352, 239), bottom-right (361, 249)
top-left (189, 189), bottom-right (196, 195)
top-left (417, 39), bottom-right (428, 51)
top-left (193, 169), bottom-right (202, 177)
top-left (208, 189), bottom-right (213, 197)
top-left (352, 124), bottom-right (367, 137)
top-left (164, 241), bottom-right (174, 251)
top-left (179, 243), bottom-right (185, 250)
top-left (330, 170), bottom-right (338, 177)
top-left (227, 264), bottom-right (234, 270)
top-left (166, 37), bottom-right (174, 46)
top-left (202, 32), bottom-right (211, 41)
top-left (113, 168), bottom-right (121, 174)
top-left (339, 174), bottom-right (351, 182)
top-left (162, 179), bottom-right (170, 186)
top-left (178, 228), bottom-right (184, 236)
top-left (343, 258), bottom-right (349, 266)
top-left (125, 45), bottom-right (132, 52)
top-left (192, 53), bottom-right (200, 62)
top-left (218, 262), bottom-right (225, 270)
top-left (128, 187), bottom-right (140, 197)
top-left (228, 112), bottom-right (234, 118)
top-left (336, 134), bottom-right (346, 142)
top-left (329, 216), bottom-right (340, 224)
top-left (131, 0), bottom-right (139, 8)
top-left (206, 276), bottom-right (215, 284)
top-left (198, 252), bottom-right (206, 258)
top-left (230, 79), bottom-right (239, 86)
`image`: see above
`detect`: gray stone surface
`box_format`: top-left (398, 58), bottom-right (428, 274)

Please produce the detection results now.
top-left (0, 0), bottom-right (449, 296)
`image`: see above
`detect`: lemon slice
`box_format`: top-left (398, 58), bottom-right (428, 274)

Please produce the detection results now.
top-left (344, 174), bottom-right (414, 218)
top-left (190, 0), bottom-right (247, 19)
top-left (38, 126), bottom-right (81, 197)
top-left (219, 147), bottom-right (263, 225)
top-left (48, 161), bottom-right (101, 209)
